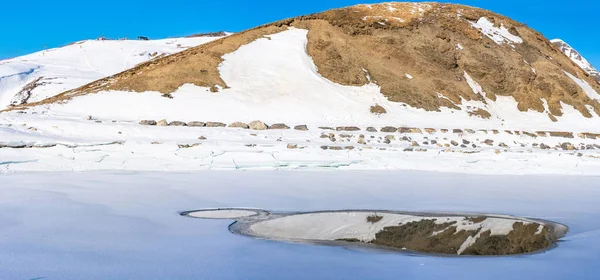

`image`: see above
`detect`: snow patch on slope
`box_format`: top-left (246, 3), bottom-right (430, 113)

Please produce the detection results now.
top-left (470, 17), bottom-right (523, 45)
top-left (564, 71), bottom-right (600, 100)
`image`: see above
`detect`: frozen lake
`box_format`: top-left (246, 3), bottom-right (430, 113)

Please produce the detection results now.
top-left (1, 171), bottom-right (599, 279)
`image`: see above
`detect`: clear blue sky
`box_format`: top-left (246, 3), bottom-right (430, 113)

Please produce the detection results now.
top-left (1, 0), bottom-right (598, 67)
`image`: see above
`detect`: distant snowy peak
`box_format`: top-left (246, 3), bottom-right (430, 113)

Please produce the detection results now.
top-left (552, 39), bottom-right (600, 83)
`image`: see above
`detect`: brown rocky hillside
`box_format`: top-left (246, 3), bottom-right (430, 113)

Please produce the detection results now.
top-left (11, 2), bottom-right (600, 120)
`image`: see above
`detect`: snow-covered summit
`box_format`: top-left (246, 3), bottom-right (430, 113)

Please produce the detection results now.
top-left (0, 34), bottom-right (226, 110)
top-left (552, 39), bottom-right (600, 83)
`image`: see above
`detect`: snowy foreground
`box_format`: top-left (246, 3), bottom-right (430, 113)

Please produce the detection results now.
top-left (1, 171), bottom-right (599, 279)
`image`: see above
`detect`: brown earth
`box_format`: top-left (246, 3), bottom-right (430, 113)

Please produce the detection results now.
top-left (370, 218), bottom-right (555, 255)
top-left (8, 2), bottom-right (600, 121)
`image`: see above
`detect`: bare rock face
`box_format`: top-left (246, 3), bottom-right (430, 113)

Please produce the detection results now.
top-left (269, 123), bottom-right (290, 130)
top-left (249, 120), bottom-right (268, 130)
top-left (294, 125), bottom-right (309, 131)
top-left (139, 120), bottom-right (157, 126)
top-left (187, 121), bottom-right (206, 127)
top-left (157, 119), bottom-right (168, 126)
top-left (228, 122), bottom-right (249, 129)
top-left (205, 122), bottom-right (226, 127)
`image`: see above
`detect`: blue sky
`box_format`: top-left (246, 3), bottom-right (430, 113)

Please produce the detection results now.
top-left (1, 0), bottom-right (598, 67)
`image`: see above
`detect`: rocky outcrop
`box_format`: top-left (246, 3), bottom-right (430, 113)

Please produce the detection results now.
top-left (269, 123), bottom-right (290, 130)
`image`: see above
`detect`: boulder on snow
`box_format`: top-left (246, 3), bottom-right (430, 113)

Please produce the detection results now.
top-left (205, 122), bottom-right (226, 127)
top-left (336, 126), bottom-right (360, 131)
top-left (294, 125), bottom-right (309, 131)
top-left (366, 127), bottom-right (378, 132)
top-left (228, 122), bottom-right (249, 129)
top-left (269, 123), bottom-right (290, 130)
top-left (249, 121), bottom-right (268, 130)
top-left (168, 121), bottom-right (187, 126)
top-left (187, 121), bottom-right (206, 127)
top-left (157, 119), bottom-right (168, 126)
top-left (380, 126), bottom-right (398, 133)
top-left (139, 120), bottom-right (157, 126)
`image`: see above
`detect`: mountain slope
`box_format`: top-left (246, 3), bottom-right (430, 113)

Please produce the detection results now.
top-left (5, 2), bottom-right (600, 130)
top-left (551, 39), bottom-right (600, 83)
top-left (0, 34), bottom-right (226, 110)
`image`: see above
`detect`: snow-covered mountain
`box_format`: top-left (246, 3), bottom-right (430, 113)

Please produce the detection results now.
top-left (1, 2), bottom-right (600, 174)
top-left (0, 34), bottom-right (226, 110)
top-left (551, 39), bottom-right (600, 83)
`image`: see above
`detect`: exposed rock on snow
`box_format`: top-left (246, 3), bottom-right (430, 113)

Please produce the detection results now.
top-left (552, 39), bottom-right (600, 83)
top-left (228, 122), bottom-right (249, 129)
top-left (249, 120), bottom-right (268, 130)
top-left (269, 123), bottom-right (290, 130)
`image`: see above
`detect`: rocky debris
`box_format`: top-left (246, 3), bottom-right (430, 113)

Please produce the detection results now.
top-left (198, 136), bottom-right (207, 140)
top-left (453, 129), bottom-right (463, 134)
top-left (536, 131), bottom-right (547, 137)
top-left (381, 126), bottom-right (398, 133)
top-left (465, 129), bottom-right (475, 134)
top-left (178, 143), bottom-right (200, 148)
top-left (320, 134), bottom-right (330, 139)
top-left (336, 126), bottom-right (360, 131)
top-left (492, 130), bottom-right (500, 134)
top-left (499, 142), bottom-right (509, 148)
top-left (401, 136), bottom-right (410, 141)
top-left (157, 119), bottom-right (168, 126)
top-left (139, 120), bottom-right (157, 126)
top-left (205, 122), bottom-right (226, 127)
top-left (320, 146), bottom-right (354, 151)
top-left (579, 132), bottom-right (600, 139)
top-left (319, 127), bottom-right (334, 130)
top-left (411, 141), bottom-right (420, 147)
top-left (523, 131), bottom-right (537, 138)
top-left (269, 123), bottom-right (290, 130)
top-left (540, 143), bottom-right (550, 150)
top-left (187, 121), bottom-right (206, 127)
top-left (249, 120), bottom-right (268, 130)
top-left (370, 104), bottom-right (387, 115)
top-left (228, 122), bottom-right (250, 129)
top-left (505, 130), bottom-right (514, 135)
top-left (462, 139), bottom-right (471, 145)
top-left (358, 135), bottom-right (366, 145)
top-left (168, 121), bottom-right (187, 126)
top-left (245, 144), bottom-right (257, 148)
top-left (287, 144), bottom-right (298, 149)
top-left (399, 127), bottom-right (423, 134)
top-left (549, 131), bottom-right (574, 138)
top-left (385, 135), bottom-right (396, 141)
top-left (294, 125), bottom-right (309, 131)
top-left (424, 128), bottom-right (436, 134)
top-left (366, 127), bottom-right (377, 132)
top-left (560, 142), bottom-right (576, 151)
top-left (430, 140), bottom-right (437, 145)
top-left (484, 139), bottom-right (494, 146)
top-left (440, 129), bottom-right (449, 133)
top-left (383, 138), bottom-right (391, 144)
top-left (339, 134), bottom-right (353, 138)
top-left (450, 140), bottom-right (459, 146)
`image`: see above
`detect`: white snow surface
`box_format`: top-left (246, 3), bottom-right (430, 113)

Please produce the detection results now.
top-left (0, 35), bottom-right (225, 110)
top-left (469, 17), bottom-right (523, 45)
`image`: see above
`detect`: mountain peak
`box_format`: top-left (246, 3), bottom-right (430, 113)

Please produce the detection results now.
top-left (551, 38), bottom-right (600, 83)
